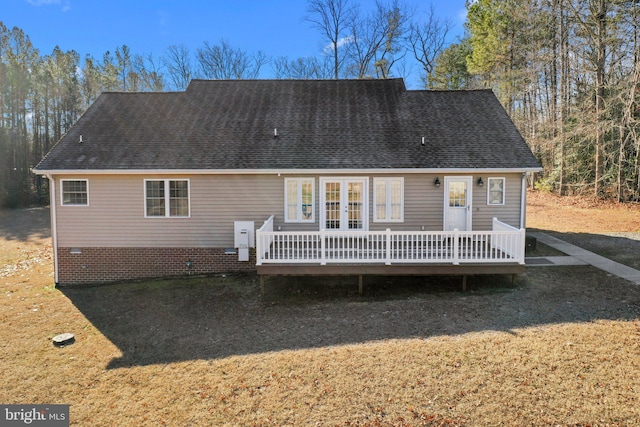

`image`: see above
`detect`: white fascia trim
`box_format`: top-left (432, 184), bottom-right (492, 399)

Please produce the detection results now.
top-left (33, 167), bottom-right (543, 175)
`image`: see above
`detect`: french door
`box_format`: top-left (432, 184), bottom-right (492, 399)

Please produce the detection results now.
top-left (320, 178), bottom-right (367, 231)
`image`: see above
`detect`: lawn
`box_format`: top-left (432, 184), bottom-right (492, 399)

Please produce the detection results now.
top-left (1, 194), bottom-right (639, 426)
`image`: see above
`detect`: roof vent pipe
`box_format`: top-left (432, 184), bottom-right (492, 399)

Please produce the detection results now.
top-left (421, 136), bottom-right (425, 146)
top-left (274, 128), bottom-right (278, 138)
top-left (79, 135), bottom-right (83, 144)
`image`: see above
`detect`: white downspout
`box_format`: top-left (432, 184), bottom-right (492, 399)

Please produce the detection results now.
top-left (46, 174), bottom-right (59, 285)
top-left (520, 173), bottom-right (527, 229)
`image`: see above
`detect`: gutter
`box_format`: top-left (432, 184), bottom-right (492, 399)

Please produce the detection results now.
top-left (32, 167), bottom-right (544, 176)
top-left (520, 173), bottom-right (527, 229)
top-left (45, 174), bottom-right (59, 285)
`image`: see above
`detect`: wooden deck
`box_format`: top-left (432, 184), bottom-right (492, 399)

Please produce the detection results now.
top-left (254, 217), bottom-right (526, 295)
top-left (256, 263), bottom-right (524, 277)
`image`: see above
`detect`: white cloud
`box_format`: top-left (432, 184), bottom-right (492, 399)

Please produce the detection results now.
top-left (27, 0), bottom-right (60, 5)
top-left (27, 0), bottom-right (71, 12)
top-left (323, 36), bottom-right (354, 54)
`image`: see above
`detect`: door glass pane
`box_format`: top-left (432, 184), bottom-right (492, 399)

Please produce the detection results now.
top-left (375, 180), bottom-right (387, 220)
top-left (325, 182), bottom-right (340, 229)
top-left (286, 180), bottom-right (298, 221)
top-left (348, 182), bottom-right (363, 229)
top-left (449, 182), bottom-right (467, 207)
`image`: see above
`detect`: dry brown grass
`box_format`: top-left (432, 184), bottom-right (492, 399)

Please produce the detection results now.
top-left (526, 190), bottom-right (640, 233)
top-left (1, 198), bottom-right (640, 426)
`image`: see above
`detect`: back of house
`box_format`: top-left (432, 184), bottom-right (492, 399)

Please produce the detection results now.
top-left (34, 78), bottom-right (541, 286)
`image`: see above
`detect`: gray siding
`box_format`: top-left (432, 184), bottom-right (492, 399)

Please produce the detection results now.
top-left (53, 172), bottom-right (524, 248)
top-left (472, 174), bottom-right (523, 229)
top-left (55, 174), bottom-right (283, 248)
top-left (370, 174), bottom-right (442, 232)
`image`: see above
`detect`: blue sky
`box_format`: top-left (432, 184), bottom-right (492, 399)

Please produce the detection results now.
top-left (7, 0), bottom-right (468, 87)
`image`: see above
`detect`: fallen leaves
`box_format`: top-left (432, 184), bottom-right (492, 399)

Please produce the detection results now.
top-left (0, 244), bottom-right (52, 278)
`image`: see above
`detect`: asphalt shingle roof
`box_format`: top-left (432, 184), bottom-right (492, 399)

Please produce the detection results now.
top-left (35, 78), bottom-right (541, 171)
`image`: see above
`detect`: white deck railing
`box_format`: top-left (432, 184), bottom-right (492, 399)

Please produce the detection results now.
top-left (258, 214), bottom-right (275, 233)
top-left (256, 217), bottom-right (525, 266)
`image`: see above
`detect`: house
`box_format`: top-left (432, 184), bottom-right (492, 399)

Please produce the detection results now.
top-left (34, 78), bottom-right (541, 288)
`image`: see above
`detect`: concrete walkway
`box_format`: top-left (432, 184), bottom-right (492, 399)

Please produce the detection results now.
top-left (527, 231), bottom-right (640, 285)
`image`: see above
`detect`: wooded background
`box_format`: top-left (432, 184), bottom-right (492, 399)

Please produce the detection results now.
top-left (1, 0), bottom-right (638, 207)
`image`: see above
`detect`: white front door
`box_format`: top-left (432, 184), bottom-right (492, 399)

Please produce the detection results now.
top-left (444, 176), bottom-right (472, 231)
top-left (321, 178), bottom-right (367, 231)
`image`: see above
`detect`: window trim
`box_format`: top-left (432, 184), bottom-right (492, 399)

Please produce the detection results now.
top-left (60, 179), bottom-right (89, 206)
top-left (487, 177), bottom-right (506, 206)
top-left (144, 179), bottom-right (191, 218)
top-left (284, 177), bottom-right (315, 223)
top-left (373, 177), bottom-right (404, 222)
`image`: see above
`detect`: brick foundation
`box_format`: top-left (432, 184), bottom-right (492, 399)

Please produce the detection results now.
top-left (57, 247), bottom-right (256, 286)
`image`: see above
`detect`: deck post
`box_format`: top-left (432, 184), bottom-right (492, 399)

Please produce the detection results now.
top-left (462, 275), bottom-right (467, 291)
top-left (453, 229), bottom-right (460, 265)
top-left (358, 275), bottom-right (363, 296)
top-left (256, 233), bottom-right (262, 266)
top-left (518, 228), bottom-right (526, 264)
top-left (320, 229), bottom-right (327, 265)
top-left (385, 229), bottom-right (392, 265)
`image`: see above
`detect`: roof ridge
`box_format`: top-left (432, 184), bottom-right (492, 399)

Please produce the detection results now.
top-left (407, 88), bottom-right (494, 93)
top-left (185, 78), bottom-right (407, 92)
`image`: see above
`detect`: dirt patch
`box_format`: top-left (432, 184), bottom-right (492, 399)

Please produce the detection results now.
top-left (526, 190), bottom-right (640, 233)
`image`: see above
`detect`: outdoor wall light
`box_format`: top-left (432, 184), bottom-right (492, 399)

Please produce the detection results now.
top-left (477, 177), bottom-right (484, 187)
top-left (186, 259), bottom-right (193, 269)
top-left (434, 177), bottom-right (441, 188)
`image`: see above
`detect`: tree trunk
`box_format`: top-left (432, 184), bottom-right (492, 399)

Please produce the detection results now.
top-left (594, 0), bottom-right (607, 197)
top-left (557, 0), bottom-right (567, 195)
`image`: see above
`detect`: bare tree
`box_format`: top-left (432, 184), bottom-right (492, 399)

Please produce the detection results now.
top-left (408, 4), bottom-right (451, 87)
top-left (162, 45), bottom-right (193, 90)
top-left (346, 8), bottom-right (383, 78)
top-left (305, 0), bottom-right (358, 79)
top-left (347, 0), bottom-right (412, 79)
top-left (196, 39), bottom-right (268, 80)
top-left (133, 53), bottom-right (164, 91)
top-left (272, 56), bottom-right (334, 79)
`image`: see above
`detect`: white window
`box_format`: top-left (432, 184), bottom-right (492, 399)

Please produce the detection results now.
top-left (61, 179), bottom-right (88, 206)
top-left (145, 179), bottom-right (190, 217)
top-left (285, 178), bottom-right (314, 222)
top-left (487, 177), bottom-right (505, 205)
top-left (373, 177), bottom-right (404, 222)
